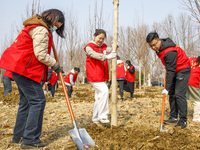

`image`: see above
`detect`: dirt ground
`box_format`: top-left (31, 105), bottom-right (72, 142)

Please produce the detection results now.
top-left (1, 82), bottom-right (200, 150)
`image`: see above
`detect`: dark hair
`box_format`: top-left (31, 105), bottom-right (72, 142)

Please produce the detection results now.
top-left (196, 56), bottom-right (200, 65)
top-left (41, 9), bottom-right (65, 38)
top-left (74, 67), bottom-right (80, 73)
top-left (125, 60), bottom-right (132, 66)
top-left (94, 29), bottom-right (106, 37)
top-left (117, 56), bottom-right (120, 60)
top-left (146, 31), bottom-right (159, 43)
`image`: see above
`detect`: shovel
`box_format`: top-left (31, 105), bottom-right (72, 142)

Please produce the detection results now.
top-left (52, 42), bottom-right (96, 149)
top-left (160, 75), bottom-right (168, 132)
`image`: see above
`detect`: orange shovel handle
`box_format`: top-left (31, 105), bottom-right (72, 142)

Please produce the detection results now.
top-left (160, 75), bottom-right (166, 124)
top-left (52, 42), bottom-right (75, 122)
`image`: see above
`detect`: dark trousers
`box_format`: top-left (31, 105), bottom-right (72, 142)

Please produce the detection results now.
top-left (12, 72), bottom-right (46, 144)
top-left (2, 76), bottom-right (12, 96)
top-left (66, 85), bottom-right (73, 98)
top-left (118, 80), bottom-right (125, 98)
top-left (48, 83), bottom-right (56, 98)
top-left (124, 81), bottom-right (135, 97)
top-left (168, 69), bottom-right (191, 122)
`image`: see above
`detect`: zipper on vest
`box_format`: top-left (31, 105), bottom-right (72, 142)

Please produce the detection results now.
top-left (25, 55), bottom-right (33, 70)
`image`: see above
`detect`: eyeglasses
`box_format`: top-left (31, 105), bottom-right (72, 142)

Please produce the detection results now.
top-left (149, 40), bottom-right (159, 48)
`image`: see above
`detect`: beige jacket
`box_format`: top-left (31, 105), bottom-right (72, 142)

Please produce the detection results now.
top-left (23, 15), bottom-right (56, 67)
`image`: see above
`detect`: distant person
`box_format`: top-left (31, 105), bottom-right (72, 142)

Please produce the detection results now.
top-left (84, 29), bottom-right (116, 124)
top-left (64, 67), bottom-right (80, 98)
top-left (0, 9), bottom-right (65, 149)
top-left (186, 56), bottom-right (200, 122)
top-left (146, 31), bottom-right (191, 129)
top-left (124, 60), bottom-right (135, 98)
top-left (47, 69), bottom-right (58, 99)
top-left (2, 70), bottom-right (14, 96)
top-left (108, 56), bottom-right (126, 101)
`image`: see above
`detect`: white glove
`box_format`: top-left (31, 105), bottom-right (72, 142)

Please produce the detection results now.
top-left (127, 66), bottom-right (130, 69)
top-left (106, 51), bottom-right (116, 59)
top-left (162, 89), bottom-right (168, 96)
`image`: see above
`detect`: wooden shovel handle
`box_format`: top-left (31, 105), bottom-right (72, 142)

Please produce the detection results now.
top-left (52, 42), bottom-right (75, 122)
top-left (160, 75), bottom-right (166, 124)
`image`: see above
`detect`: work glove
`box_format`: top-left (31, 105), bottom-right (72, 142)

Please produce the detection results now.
top-left (162, 89), bottom-right (168, 96)
top-left (51, 62), bottom-right (64, 75)
top-left (106, 51), bottom-right (116, 59)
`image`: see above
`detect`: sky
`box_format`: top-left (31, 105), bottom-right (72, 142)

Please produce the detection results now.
top-left (0, 0), bottom-right (189, 45)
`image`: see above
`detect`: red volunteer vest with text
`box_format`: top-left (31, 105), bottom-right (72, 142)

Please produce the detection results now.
top-left (3, 70), bottom-right (14, 80)
top-left (117, 62), bottom-right (125, 79)
top-left (188, 57), bottom-right (200, 88)
top-left (49, 70), bottom-right (58, 86)
top-left (84, 43), bottom-right (109, 82)
top-left (157, 46), bottom-right (190, 73)
top-left (65, 72), bottom-right (77, 84)
top-left (0, 25), bottom-right (52, 83)
top-left (125, 66), bottom-right (135, 82)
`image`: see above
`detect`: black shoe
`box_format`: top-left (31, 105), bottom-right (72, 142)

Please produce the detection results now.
top-left (164, 117), bottom-right (178, 124)
top-left (174, 120), bottom-right (187, 129)
top-left (130, 93), bottom-right (134, 98)
top-left (21, 142), bottom-right (46, 149)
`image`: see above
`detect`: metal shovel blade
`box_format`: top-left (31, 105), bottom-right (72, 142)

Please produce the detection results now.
top-left (160, 124), bottom-right (169, 132)
top-left (68, 128), bottom-right (95, 150)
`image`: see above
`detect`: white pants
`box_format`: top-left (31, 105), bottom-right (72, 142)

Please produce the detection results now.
top-left (90, 82), bottom-right (109, 122)
top-left (193, 101), bottom-right (200, 121)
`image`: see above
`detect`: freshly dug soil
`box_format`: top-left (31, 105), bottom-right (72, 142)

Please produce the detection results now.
top-left (0, 83), bottom-right (200, 150)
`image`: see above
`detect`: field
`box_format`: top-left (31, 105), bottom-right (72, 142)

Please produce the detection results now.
top-left (1, 83), bottom-right (200, 150)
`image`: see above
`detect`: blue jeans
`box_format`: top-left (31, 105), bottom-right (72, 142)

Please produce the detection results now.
top-left (2, 76), bottom-right (12, 96)
top-left (12, 72), bottom-right (46, 145)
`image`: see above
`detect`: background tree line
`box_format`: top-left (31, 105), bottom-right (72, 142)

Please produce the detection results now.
top-left (0, 0), bottom-right (199, 88)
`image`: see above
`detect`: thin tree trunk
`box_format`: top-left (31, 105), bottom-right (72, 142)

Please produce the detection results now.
top-left (111, 0), bottom-right (119, 127)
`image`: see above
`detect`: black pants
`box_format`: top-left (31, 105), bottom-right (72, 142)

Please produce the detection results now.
top-left (66, 85), bottom-right (73, 98)
top-left (168, 69), bottom-right (191, 122)
top-left (123, 81), bottom-right (135, 97)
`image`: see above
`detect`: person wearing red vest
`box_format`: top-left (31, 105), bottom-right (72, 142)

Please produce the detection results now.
top-left (0, 9), bottom-right (65, 149)
top-left (116, 56), bottom-right (126, 101)
top-left (47, 69), bottom-right (59, 99)
top-left (64, 67), bottom-right (80, 98)
top-left (146, 32), bottom-right (191, 129)
top-left (124, 60), bottom-right (135, 98)
top-left (186, 57), bottom-right (200, 122)
top-left (2, 70), bottom-right (14, 96)
top-left (84, 29), bottom-right (116, 124)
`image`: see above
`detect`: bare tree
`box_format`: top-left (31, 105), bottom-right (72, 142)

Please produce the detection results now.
top-left (180, 0), bottom-right (200, 23)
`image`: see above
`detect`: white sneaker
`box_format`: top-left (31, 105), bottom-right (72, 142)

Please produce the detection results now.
top-left (192, 118), bottom-right (200, 122)
top-left (100, 118), bottom-right (110, 123)
top-left (93, 121), bottom-right (100, 124)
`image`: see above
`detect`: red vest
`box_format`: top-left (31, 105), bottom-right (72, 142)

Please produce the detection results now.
top-left (117, 62), bottom-right (125, 79)
top-left (65, 72), bottom-right (77, 84)
top-left (125, 66), bottom-right (135, 82)
top-left (157, 46), bottom-right (190, 73)
top-left (84, 43), bottom-right (109, 82)
top-left (3, 70), bottom-right (14, 80)
top-left (188, 57), bottom-right (200, 88)
top-left (49, 70), bottom-right (58, 85)
top-left (0, 25), bottom-right (52, 83)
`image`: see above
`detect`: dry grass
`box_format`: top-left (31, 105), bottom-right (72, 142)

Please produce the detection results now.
top-left (0, 83), bottom-right (200, 149)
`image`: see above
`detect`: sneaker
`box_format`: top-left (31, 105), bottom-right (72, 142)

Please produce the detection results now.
top-left (21, 142), bottom-right (46, 149)
top-left (174, 120), bottom-right (187, 129)
top-left (99, 118), bottom-right (110, 124)
top-left (164, 117), bottom-right (178, 124)
top-left (120, 98), bottom-right (124, 102)
top-left (93, 121), bottom-right (100, 124)
top-left (193, 118), bottom-right (200, 122)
